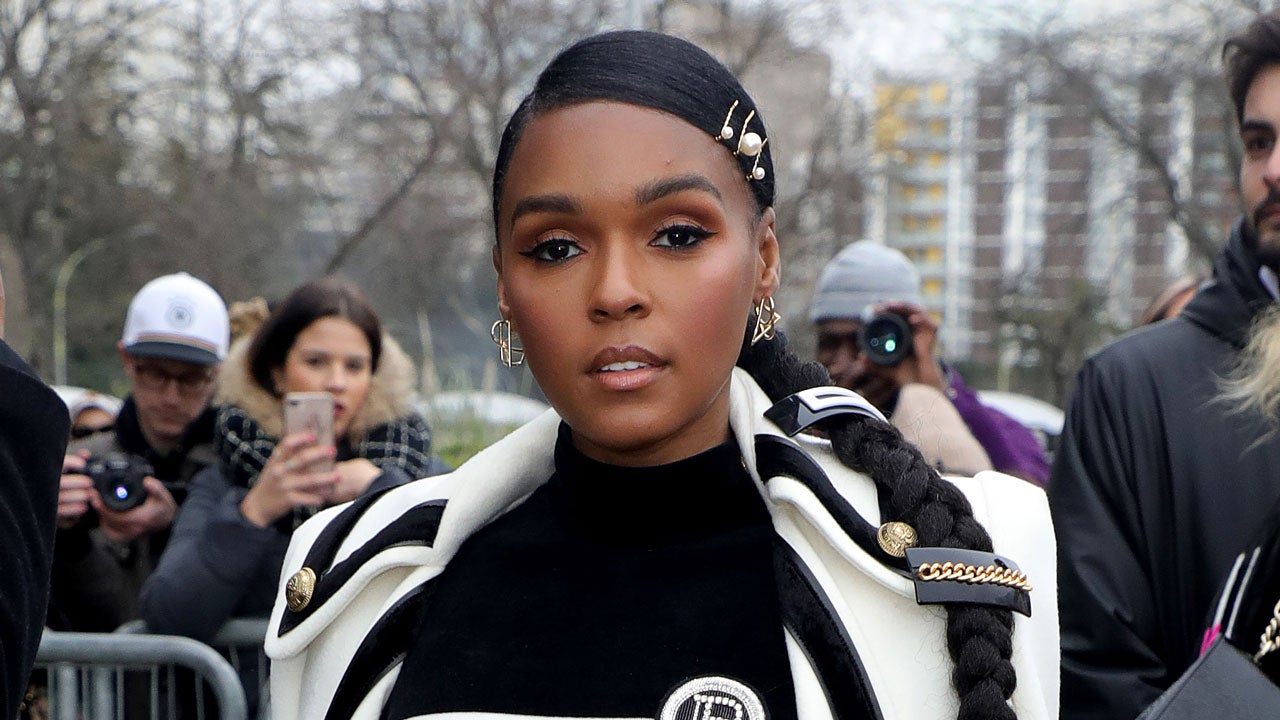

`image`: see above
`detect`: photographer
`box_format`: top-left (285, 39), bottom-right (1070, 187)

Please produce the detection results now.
top-left (49, 273), bottom-right (230, 631)
top-left (811, 241), bottom-right (1049, 484)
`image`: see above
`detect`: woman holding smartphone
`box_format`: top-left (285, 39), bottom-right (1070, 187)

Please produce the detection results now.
top-left (266, 32), bottom-right (1057, 720)
top-left (140, 279), bottom-right (443, 704)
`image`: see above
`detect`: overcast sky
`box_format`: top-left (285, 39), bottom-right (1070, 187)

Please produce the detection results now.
top-left (819, 0), bottom-right (1166, 86)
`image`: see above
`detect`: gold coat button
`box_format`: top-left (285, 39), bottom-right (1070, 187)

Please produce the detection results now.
top-left (285, 567), bottom-right (317, 612)
top-left (877, 521), bottom-right (919, 558)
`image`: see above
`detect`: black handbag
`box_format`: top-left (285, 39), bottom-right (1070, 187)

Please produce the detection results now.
top-left (1136, 637), bottom-right (1280, 720)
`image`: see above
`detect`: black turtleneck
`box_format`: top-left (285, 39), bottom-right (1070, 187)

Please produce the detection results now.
top-left (384, 423), bottom-right (798, 720)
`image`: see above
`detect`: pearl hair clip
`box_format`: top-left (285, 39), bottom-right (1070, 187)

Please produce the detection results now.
top-left (718, 100), bottom-right (768, 181)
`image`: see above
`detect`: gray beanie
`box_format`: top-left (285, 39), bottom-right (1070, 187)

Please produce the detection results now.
top-left (809, 240), bottom-right (923, 323)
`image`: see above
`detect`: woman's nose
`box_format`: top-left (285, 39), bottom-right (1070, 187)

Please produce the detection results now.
top-left (589, 244), bottom-right (649, 321)
top-left (324, 363), bottom-right (348, 392)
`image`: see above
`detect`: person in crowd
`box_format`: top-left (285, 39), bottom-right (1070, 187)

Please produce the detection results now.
top-left (0, 268), bottom-right (72, 720)
top-left (140, 279), bottom-right (445, 707)
top-left (1140, 274), bottom-right (1206, 326)
top-left (48, 272), bottom-right (229, 632)
top-left (1051, 13), bottom-right (1280, 719)
top-left (264, 31), bottom-right (1058, 720)
top-left (811, 240), bottom-right (1050, 484)
top-left (54, 386), bottom-right (124, 440)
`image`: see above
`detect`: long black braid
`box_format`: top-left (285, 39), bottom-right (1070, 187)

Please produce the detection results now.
top-left (494, 29), bottom-right (1020, 720)
top-left (738, 330), bottom-right (1017, 720)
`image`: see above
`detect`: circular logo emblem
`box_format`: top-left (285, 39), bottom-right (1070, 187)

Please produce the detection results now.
top-left (166, 300), bottom-right (195, 329)
top-left (658, 676), bottom-right (765, 720)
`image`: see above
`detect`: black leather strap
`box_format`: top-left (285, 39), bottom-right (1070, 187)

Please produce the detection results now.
top-left (774, 538), bottom-right (882, 720)
top-left (755, 434), bottom-right (910, 577)
top-left (905, 547), bottom-right (1032, 617)
top-left (278, 500), bottom-right (447, 636)
top-left (323, 582), bottom-right (437, 720)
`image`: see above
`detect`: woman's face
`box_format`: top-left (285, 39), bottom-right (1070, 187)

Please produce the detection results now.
top-left (272, 316), bottom-right (373, 438)
top-left (495, 101), bottom-right (779, 466)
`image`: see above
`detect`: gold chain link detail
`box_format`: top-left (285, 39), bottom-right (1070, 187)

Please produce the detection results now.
top-left (916, 561), bottom-right (1033, 593)
top-left (1255, 598), bottom-right (1280, 662)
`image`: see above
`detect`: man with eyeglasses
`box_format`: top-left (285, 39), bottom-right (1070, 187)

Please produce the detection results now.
top-left (48, 272), bottom-right (230, 631)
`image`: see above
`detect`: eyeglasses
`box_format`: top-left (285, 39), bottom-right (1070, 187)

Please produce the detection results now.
top-left (70, 423), bottom-right (114, 440)
top-left (131, 363), bottom-right (216, 395)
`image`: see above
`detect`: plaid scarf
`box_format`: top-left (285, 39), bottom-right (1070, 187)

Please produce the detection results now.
top-left (215, 404), bottom-right (435, 528)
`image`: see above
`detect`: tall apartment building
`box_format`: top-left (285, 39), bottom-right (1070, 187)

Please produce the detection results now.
top-left (870, 81), bottom-right (976, 359)
top-left (866, 70), bottom-right (1238, 373)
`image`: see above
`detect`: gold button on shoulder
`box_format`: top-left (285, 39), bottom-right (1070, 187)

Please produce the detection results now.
top-left (877, 521), bottom-right (919, 558)
top-left (285, 567), bottom-right (317, 612)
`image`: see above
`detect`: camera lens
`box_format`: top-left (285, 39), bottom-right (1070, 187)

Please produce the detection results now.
top-left (860, 312), bottom-right (913, 366)
top-left (86, 452), bottom-right (152, 513)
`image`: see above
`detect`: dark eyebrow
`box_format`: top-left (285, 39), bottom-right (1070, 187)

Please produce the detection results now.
top-left (509, 194), bottom-right (583, 229)
top-left (1240, 119), bottom-right (1275, 135)
top-left (634, 174), bottom-right (723, 206)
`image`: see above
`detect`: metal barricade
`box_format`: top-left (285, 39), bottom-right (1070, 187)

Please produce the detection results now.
top-left (115, 618), bottom-right (270, 720)
top-left (33, 630), bottom-right (248, 720)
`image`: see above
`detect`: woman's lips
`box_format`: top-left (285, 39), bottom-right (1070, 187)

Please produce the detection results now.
top-left (589, 346), bottom-right (667, 391)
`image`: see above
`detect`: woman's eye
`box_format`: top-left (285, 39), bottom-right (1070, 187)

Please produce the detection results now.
top-left (520, 238), bottom-right (582, 263)
top-left (653, 224), bottom-right (714, 249)
top-left (305, 357), bottom-right (326, 368)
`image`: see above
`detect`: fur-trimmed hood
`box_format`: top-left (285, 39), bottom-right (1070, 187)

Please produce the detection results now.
top-left (215, 332), bottom-right (419, 440)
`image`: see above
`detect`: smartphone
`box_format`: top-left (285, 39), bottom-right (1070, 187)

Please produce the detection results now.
top-left (283, 392), bottom-right (336, 472)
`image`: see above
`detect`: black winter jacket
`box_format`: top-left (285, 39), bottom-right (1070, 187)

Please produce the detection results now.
top-left (1051, 219), bottom-right (1280, 720)
top-left (47, 399), bottom-right (217, 632)
top-left (0, 340), bottom-right (70, 719)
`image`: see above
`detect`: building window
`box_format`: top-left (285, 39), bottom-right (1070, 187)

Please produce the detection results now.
top-left (927, 184), bottom-right (945, 200)
top-left (928, 83), bottom-right (948, 105)
top-left (923, 279), bottom-right (944, 297)
top-left (926, 215), bottom-right (944, 232)
top-left (927, 152), bottom-right (945, 169)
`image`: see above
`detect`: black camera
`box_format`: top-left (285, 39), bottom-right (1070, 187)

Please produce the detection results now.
top-left (84, 453), bottom-right (154, 513)
top-left (859, 311), bottom-right (913, 366)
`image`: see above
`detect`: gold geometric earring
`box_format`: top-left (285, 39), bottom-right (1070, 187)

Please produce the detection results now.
top-left (751, 297), bottom-right (781, 345)
top-left (490, 319), bottom-right (525, 367)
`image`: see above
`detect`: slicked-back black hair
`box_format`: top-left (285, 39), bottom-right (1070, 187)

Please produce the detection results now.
top-left (491, 29), bottom-right (1019, 720)
top-left (492, 29), bottom-right (774, 231)
top-left (1224, 12), bottom-right (1280, 125)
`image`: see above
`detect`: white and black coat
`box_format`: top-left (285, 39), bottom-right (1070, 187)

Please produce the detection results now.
top-left (265, 369), bottom-right (1059, 720)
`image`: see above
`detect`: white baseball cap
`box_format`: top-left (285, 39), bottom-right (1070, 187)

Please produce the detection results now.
top-left (53, 385), bottom-right (125, 419)
top-left (121, 273), bottom-right (230, 366)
